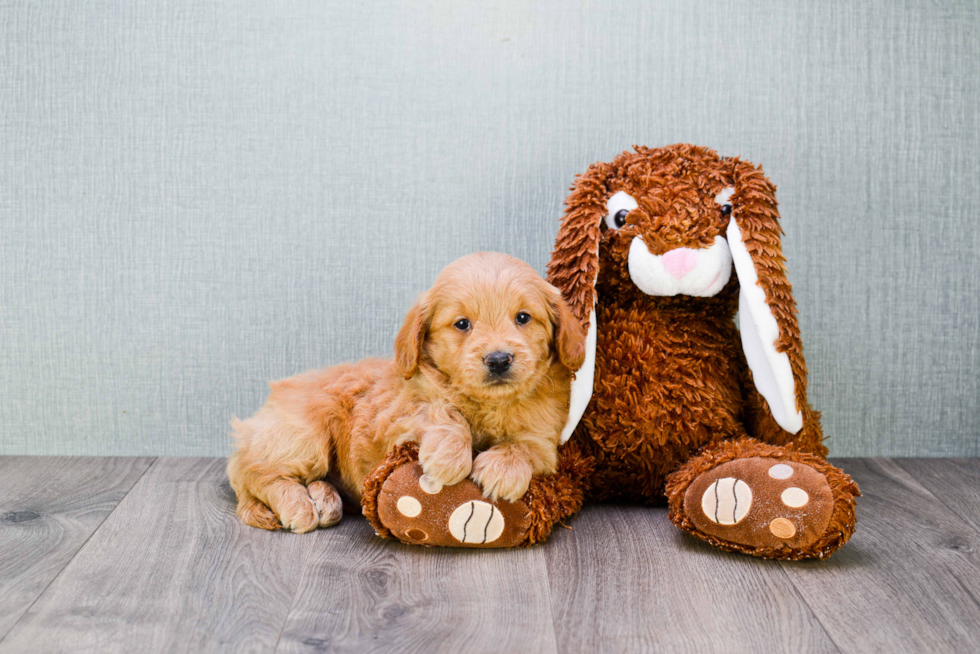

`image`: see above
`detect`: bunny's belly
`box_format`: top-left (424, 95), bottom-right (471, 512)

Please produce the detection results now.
top-left (578, 306), bottom-right (746, 503)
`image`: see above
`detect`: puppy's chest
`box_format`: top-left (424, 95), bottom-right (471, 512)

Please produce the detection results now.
top-left (465, 407), bottom-right (530, 449)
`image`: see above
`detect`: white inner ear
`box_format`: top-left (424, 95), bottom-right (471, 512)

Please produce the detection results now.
top-left (726, 216), bottom-right (804, 434)
top-left (561, 307), bottom-right (596, 444)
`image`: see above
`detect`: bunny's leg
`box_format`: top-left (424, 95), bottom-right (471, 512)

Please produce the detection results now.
top-left (362, 442), bottom-right (592, 548)
top-left (665, 438), bottom-right (859, 560)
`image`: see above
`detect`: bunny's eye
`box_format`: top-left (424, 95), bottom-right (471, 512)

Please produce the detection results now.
top-left (714, 187), bottom-right (735, 218)
top-left (604, 191), bottom-right (638, 230)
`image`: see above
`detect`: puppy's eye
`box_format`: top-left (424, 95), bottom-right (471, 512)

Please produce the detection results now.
top-left (720, 204), bottom-right (732, 216)
top-left (604, 191), bottom-right (638, 230)
top-left (453, 319), bottom-right (471, 331)
top-left (515, 312), bottom-right (531, 325)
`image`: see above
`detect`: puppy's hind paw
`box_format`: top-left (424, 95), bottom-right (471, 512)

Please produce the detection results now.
top-left (237, 495), bottom-right (281, 531)
top-left (307, 480), bottom-right (343, 528)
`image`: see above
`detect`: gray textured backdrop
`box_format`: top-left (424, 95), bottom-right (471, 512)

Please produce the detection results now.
top-left (1, 1), bottom-right (978, 457)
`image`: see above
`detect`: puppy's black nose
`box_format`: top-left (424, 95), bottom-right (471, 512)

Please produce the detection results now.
top-left (484, 351), bottom-right (513, 375)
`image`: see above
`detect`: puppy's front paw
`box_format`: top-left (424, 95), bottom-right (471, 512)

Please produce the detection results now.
top-left (418, 430), bottom-right (473, 487)
top-left (471, 447), bottom-right (533, 503)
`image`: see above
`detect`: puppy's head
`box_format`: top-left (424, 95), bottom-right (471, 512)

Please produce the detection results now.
top-left (394, 252), bottom-right (585, 400)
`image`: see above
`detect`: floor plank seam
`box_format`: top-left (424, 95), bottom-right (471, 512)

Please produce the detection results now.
top-left (886, 458), bottom-right (980, 542)
top-left (271, 532), bottom-right (316, 654)
top-left (893, 459), bottom-right (980, 539)
top-left (536, 548), bottom-right (562, 654)
top-left (0, 457), bottom-right (159, 649)
top-left (950, 566), bottom-right (980, 613)
top-left (775, 557), bottom-right (844, 654)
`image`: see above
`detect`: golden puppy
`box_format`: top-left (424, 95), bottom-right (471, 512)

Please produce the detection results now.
top-left (227, 252), bottom-right (586, 533)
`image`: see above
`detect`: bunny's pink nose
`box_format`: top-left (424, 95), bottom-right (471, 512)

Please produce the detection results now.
top-left (662, 248), bottom-right (699, 279)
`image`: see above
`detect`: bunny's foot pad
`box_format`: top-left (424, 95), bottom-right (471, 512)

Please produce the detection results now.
top-left (377, 462), bottom-right (530, 547)
top-left (666, 440), bottom-right (860, 560)
top-left (362, 444), bottom-right (531, 548)
top-left (684, 457), bottom-right (834, 549)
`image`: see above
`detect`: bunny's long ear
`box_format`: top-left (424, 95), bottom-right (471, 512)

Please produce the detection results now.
top-left (546, 162), bottom-right (611, 443)
top-left (725, 159), bottom-right (805, 434)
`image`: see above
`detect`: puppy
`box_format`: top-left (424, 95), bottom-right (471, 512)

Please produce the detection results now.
top-left (227, 252), bottom-right (587, 533)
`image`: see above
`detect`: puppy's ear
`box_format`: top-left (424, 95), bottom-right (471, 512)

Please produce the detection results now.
top-left (394, 295), bottom-right (430, 379)
top-left (546, 283), bottom-right (587, 371)
top-left (726, 157), bottom-right (806, 434)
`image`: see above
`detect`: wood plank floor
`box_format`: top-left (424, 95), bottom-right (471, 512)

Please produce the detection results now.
top-left (0, 458), bottom-right (978, 654)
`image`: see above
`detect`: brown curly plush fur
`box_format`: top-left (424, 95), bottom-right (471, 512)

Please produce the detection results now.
top-left (539, 144), bottom-right (858, 558)
top-left (546, 145), bottom-right (821, 497)
top-left (362, 442), bottom-right (421, 540)
top-left (519, 439), bottom-right (595, 545)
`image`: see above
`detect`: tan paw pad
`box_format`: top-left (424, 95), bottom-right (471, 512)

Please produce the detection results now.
top-left (780, 487), bottom-right (809, 508)
top-left (769, 518), bottom-right (797, 539)
top-left (448, 501), bottom-right (505, 544)
top-left (406, 528), bottom-right (427, 541)
top-left (768, 463), bottom-right (794, 479)
top-left (396, 496), bottom-right (422, 517)
top-left (700, 478), bottom-right (752, 525)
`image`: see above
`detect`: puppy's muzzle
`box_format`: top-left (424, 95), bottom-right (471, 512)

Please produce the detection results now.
top-left (484, 351), bottom-right (513, 377)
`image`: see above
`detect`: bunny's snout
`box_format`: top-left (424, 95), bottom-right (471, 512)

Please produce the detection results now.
top-left (662, 248), bottom-right (699, 279)
top-left (627, 236), bottom-right (733, 298)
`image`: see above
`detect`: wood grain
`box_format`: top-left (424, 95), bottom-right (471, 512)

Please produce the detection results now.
top-left (0, 456), bottom-right (154, 640)
top-left (275, 517), bottom-right (558, 654)
top-left (1, 456), bottom-right (978, 652)
top-left (0, 458), bottom-right (313, 654)
top-left (778, 458), bottom-right (980, 654)
top-left (544, 503), bottom-right (838, 654)
top-left (895, 458), bottom-right (980, 534)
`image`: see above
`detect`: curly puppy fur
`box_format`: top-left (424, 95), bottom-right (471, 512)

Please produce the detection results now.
top-left (227, 252), bottom-right (586, 532)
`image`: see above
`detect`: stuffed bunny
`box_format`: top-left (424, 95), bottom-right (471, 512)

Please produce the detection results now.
top-left (364, 144), bottom-right (858, 560)
top-left (544, 144), bottom-right (859, 559)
